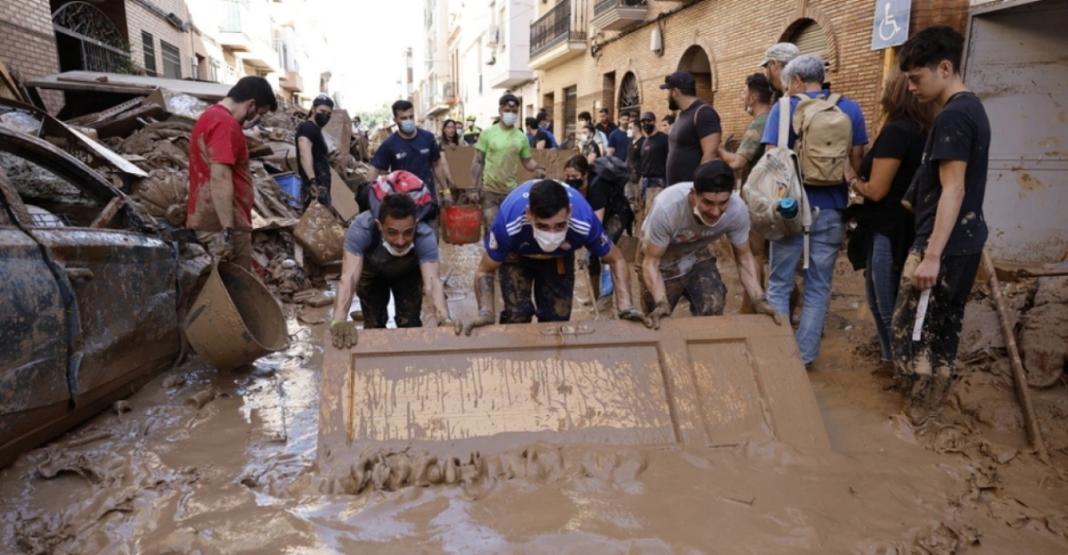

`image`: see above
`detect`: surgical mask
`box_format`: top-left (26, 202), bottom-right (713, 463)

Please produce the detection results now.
top-left (642, 123), bottom-right (655, 134)
top-left (565, 178), bottom-right (584, 189)
top-left (533, 227), bottom-right (567, 252)
top-left (314, 112), bottom-right (331, 127)
top-left (382, 240), bottom-right (414, 257)
top-left (501, 112), bottom-right (518, 126)
top-left (626, 128), bottom-right (634, 138)
top-left (399, 119), bottom-right (417, 134)
top-left (693, 205), bottom-right (717, 226)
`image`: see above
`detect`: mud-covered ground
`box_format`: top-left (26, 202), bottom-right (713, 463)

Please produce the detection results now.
top-left (2, 243), bottom-right (1067, 554)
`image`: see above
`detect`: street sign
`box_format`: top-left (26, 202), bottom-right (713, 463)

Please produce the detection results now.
top-left (872, 0), bottom-right (911, 50)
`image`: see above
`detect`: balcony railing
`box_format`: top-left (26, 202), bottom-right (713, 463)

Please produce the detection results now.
top-left (530, 1), bottom-right (587, 59)
top-left (593, 0), bottom-right (647, 16)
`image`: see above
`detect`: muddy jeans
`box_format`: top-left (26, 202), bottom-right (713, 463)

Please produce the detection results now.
top-left (196, 230), bottom-right (253, 269)
top-left (641, 256), bottom-right (727, 316)
top-left (481, 190), bottom-right (509, 230)
top-left (891, 251), bottom-right (981, 415)
top-left (767, 208), bottom-right (844, 365)
top-left (357, 270), bottom-right (423, 328)
top-left (499, 255), bottom-right (575, 323)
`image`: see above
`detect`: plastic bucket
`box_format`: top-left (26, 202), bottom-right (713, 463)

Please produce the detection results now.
top-left (184, 262), bottom-right (288, 370)
top-left (442, 204), bottom-right (481, 245)
top-left (273, 172), bottom-right (302, 208)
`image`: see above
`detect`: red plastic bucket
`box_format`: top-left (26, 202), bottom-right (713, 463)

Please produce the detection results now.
top-left (442, 204), bottom-right (482, 245)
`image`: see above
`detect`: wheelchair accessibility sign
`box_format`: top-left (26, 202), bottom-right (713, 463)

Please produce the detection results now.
top-left (871, 0), bottom-right (910, 50)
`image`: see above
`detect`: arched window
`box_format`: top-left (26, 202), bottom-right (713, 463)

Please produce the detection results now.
top-left (618, 72), bottom-right (640, 117)
top-left (676, 45), bottom-right (714, 105)
top-left (785, 19), bottom-right (827, 59)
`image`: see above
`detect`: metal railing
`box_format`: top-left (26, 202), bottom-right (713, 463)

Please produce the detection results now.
top-left (593, 0), bottom-right (647, 17)
top-left (530, 1), bottom-right (587, 59)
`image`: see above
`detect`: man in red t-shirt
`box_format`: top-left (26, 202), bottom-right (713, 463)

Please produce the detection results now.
top-left (187, 76), bottom-right (277, 268)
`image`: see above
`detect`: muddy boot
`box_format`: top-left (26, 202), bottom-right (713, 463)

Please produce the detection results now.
top-left (903, 366), bottom-right (954, 426)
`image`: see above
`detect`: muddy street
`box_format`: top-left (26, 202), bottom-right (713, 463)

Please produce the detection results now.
top-left (1, 245), bottom-right (1066, 554)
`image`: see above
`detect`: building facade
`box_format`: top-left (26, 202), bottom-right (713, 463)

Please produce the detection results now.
top-left (532, 0), bottom-right (969, 144)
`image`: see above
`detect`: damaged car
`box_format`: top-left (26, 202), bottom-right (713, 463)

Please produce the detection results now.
top-left (0, 125), bottom-right (181, 468)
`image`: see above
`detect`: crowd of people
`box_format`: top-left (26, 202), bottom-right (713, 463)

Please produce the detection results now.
top-left (185, 25), bottom-right (989, 424)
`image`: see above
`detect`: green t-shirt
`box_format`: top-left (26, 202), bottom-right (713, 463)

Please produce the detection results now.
top-left (476, 123), bottom-right (531, 194)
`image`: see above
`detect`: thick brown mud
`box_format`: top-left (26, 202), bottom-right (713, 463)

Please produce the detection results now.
top-left (2, 244), bottom-right (1067, 554)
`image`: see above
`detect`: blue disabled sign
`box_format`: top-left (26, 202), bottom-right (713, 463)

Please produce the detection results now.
top-left (872, 0), bottom-right (910, 50)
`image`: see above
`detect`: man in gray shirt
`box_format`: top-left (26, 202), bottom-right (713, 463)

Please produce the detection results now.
top-left (329, 194), bottom-right (451, 348)
top-left (640, 161), bottom-right (782, 327)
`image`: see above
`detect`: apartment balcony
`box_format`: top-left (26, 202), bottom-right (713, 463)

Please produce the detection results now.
top-left (279, 70), bottom-right (303, 92)
top-left (219, 0), bottom-right (253, 52)
top-left (529, 1), bottom-right (587, 71)
top-left (592, 0), bottom-right (648, 32)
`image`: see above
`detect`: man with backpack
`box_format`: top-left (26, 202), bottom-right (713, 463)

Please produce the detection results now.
top-left (329, 175), bottom-right (451, 348)
top-left (758, 54), bottom-right (868, 368)
top-left (890, 26), bottom-right (991, 423)
top-left (662, 72), bottom-right (722, 186)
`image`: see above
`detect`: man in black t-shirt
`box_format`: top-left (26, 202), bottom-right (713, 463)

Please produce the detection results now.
top-left (630, 111), bottom-right (669, 218)
top-left (661, 72), bottom-right (722, 186)
top-left (525, 117), bottom-right (551, 149)
top-left (890, 26), bottom-right (991, 424)
top-left (596, 107), bottom-right (617, 138)
top-left (295, 94), bottom-right (335, 208)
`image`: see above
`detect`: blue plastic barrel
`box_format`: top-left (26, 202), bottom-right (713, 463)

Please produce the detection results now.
top-left (273, 173), bottom-right (301, 208)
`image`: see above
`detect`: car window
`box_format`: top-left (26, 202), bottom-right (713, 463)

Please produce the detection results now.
top-left (0, 150), bottom-right (100, 227)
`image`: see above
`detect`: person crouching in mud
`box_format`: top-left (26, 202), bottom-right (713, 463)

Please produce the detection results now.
top-left (459, 179), bottom-right (648, 335)
top-left (639, 160), bottom-right (784, 328)
top-left (329, 194), bottom-right (452, 348)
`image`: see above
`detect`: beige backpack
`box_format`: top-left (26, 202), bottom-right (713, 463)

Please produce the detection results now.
top-left (792, 93), bottom-right (852, 186)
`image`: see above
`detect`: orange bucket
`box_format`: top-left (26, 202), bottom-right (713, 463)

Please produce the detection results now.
top-left (442, 204), bottom-right (482, 245)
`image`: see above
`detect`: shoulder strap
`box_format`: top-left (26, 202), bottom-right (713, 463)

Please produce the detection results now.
top-left (827, 93), bottom-right (842, 106)
top-left (777, 96), bottom-right (791, 149)
top-left (692, 102), bottom-right (708, 127)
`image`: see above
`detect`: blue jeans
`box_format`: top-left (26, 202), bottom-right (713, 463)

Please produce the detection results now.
top-left (767, 209), bottom-right (844, 365)
top-left (865, 233), bottom-right (899, 361)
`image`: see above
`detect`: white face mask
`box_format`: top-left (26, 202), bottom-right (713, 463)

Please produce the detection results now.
top-left (626, 128), bottom-right (634, 138)
top-left (501, 112), bottom-right (518, 126)
top-left (532, 227), bottom-right (567, 252)
top-left (693, 205), bottom-right (717, 226)
top-left (382, 240), bottom-right (414, 257)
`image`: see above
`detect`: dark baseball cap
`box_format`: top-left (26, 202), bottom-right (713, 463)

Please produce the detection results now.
top-left (659, 72), bottom-right (696, 91)
top-left (640, 111), bottom-right (656, 122)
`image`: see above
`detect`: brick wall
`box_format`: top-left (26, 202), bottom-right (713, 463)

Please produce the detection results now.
top-left (0, 0), bottom-right (60, 111)
top-left (126, 0), bottom-right (193, 79)
top-left (538, 0), bottom-right (970, 143)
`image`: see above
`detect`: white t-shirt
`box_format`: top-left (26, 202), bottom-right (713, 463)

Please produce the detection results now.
top-left (641, 182), bottom-right (750, 277)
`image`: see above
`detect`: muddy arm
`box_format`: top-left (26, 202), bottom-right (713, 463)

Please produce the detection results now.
top-left (331, 251), bottom-right (364, 323)
top-left (433, 157), bottom-right (453, 191)
top-left (209, 163), bottom-right (235, 228)
top-left (419, 261), bottom-right (450, 324)
top-left (471, 151), bottom-right (484, 189)
top-left (640, 241), bottom-right (669, 305)
top-left (472, 252), bottom-right (500, 318)
top-left (602, 244), bottom-right (635, 311)
top-left (731, 240), bottom-right (765, 303)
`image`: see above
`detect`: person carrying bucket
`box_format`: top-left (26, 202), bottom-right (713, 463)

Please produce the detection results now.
top-left (329, 173), bottom-right (452, 348)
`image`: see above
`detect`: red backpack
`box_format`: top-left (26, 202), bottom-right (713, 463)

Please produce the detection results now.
top-left (367, 170), bottom-right (436, 222)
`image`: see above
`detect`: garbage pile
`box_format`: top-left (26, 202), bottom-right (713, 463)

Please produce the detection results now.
top-left (0, 79), bottom-right (375, 301)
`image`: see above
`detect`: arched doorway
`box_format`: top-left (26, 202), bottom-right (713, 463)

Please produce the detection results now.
top-left (676, 45), bottom-right (714, 105)
top-left (52, 1), bottom-right (132, 73)
top-left (618, 71), bottom-right (640, 117)
top-left (782, 19), bottom-right (828, 59)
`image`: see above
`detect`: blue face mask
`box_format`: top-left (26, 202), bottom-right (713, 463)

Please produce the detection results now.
top-left (399, 119), bottom-right (417, 134)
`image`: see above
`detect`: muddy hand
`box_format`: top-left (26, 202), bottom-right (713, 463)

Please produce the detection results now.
top-left (459, 312), bottom-right (495, 336)
top-left (753, 299), bottom-right (786, 326)
top-left (646, 300), bottom-right (672, 330)
top-left (330, 320), bottom-right (358, 349)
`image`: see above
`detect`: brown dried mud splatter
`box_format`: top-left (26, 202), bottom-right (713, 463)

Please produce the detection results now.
top-left (1, 246), bottom-right (1067, 554)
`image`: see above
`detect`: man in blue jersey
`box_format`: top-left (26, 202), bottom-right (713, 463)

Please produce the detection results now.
top-left (459, 179), bottom-right (648, 334)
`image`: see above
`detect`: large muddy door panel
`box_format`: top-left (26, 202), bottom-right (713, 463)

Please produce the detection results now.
top-left (30, 228), bottom-right (179, 403)
top-left (319, 316), bottom-right (829, 480)
top-left (0, 228), bottom-right (69, 463)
